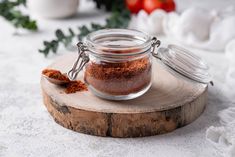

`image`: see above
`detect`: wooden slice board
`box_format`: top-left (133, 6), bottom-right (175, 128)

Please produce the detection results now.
top-left (41, 53), bottom-right (208, 137)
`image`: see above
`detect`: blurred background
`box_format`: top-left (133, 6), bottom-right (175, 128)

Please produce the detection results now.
top-left (2, 0), bottom-right (235, 55)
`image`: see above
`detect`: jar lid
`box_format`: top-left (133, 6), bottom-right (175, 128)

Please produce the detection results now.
top-left (156, 44), bottom-right (212, 84)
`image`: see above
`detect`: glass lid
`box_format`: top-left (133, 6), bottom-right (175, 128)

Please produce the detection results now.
top-left (156, 44), bottom-right (212, 85)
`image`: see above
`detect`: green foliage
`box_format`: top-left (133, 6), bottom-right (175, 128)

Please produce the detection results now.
top-left (0, 0), bottom-right (38, 31)
top-left (39, 28), bottom-right (75, 56)
top-left (39, 9), bottom-right (131, 56)
top-left (92, 0), bottom-right (126, 12)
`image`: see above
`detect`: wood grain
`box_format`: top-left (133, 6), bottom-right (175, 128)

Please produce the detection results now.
top-left (41, 53), bottom-right (208, 137)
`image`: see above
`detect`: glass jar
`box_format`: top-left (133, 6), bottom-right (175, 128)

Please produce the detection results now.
top-left (68, 29), bottom-right (212, 100)
top-left (83, 29), bottom-right (158, 100)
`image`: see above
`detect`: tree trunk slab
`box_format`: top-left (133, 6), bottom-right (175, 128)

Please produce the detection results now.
top-left (41, 53), bottom-right (208, 138)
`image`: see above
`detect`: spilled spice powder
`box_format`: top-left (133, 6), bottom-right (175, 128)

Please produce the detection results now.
top-left (42, 69), bottom-right (87, 94)
top-left (65, 80), bottom-right (88, 94)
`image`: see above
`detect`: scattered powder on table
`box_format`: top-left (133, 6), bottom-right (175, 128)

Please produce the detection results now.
top-left (42, 69), bottom-right (87, 94)
top-left (65, 80), bottom-right (88, 94)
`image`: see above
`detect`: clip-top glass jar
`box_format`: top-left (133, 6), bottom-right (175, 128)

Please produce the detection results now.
top-left (68, 29), bottom-right (212, 100)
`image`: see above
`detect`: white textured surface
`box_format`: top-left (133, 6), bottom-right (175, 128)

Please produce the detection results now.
top-left (0, 0), bottom-right (234, 156)
top-left (206, 39), bottom-right (235, 157)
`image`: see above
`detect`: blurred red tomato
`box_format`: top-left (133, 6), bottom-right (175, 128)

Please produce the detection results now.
top-left (143, 0), bottom-right (176, 14)
top-left (125, 0), bottom-right (143, 14)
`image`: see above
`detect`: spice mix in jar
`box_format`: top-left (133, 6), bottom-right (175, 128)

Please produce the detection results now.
top-left (68, 29), bottom-right (212, 100)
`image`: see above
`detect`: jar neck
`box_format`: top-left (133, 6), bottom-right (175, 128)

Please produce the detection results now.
top-left (84, 29), bottom-right (153, 58)
top-left (87, 48), bottom-right (153, 62)
top-left (87, 45), bottom-right (153, 60)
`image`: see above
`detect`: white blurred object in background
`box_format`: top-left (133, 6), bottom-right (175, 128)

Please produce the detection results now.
top-left (130, 10), bottom-right (167, 35)
top-left (164, 7), bottom-right (235, 51)
top-left (130, 7), bottom-right (235, 51)
top-left (27, 0), bottom-right (79, 19)
top-left (164, 8), bottom-right (214, 42)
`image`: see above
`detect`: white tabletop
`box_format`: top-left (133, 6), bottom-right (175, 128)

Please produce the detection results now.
top-left (0, 0), bottom-right (234, 156)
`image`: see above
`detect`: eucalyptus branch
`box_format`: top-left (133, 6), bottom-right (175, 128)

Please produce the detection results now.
top-left (39, 28), bottom-right (75, 56)
top-left (0, 0), bottom-right (38, 31)
top-left (39, 9), bottom-right (130, 57)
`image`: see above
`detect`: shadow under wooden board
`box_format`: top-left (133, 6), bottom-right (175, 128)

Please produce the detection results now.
top-left (41, 53), bottom-right (208, 137)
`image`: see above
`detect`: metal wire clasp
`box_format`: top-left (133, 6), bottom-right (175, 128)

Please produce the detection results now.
top-left (67, 42), bottom-right (89, 80)
top-left (151, 37), bottom-right (161, 59)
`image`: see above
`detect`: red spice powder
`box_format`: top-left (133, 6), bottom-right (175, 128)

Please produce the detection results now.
top-left (65, 80), bottom-right (88, 94)
top-left (84, 57), bottom-right (151, 95)
top-left (42, 69), bottom-right (87, 94)
top-left (42, 69), bottom-right (69, 82)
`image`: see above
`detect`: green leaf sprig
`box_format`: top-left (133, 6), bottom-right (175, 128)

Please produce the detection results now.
top-left (0, 0), bottom-right (38, 31)
top-left (39, 28), bottom-right (76, 56)
top-left (39, 9), bottom-right (131, 56)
